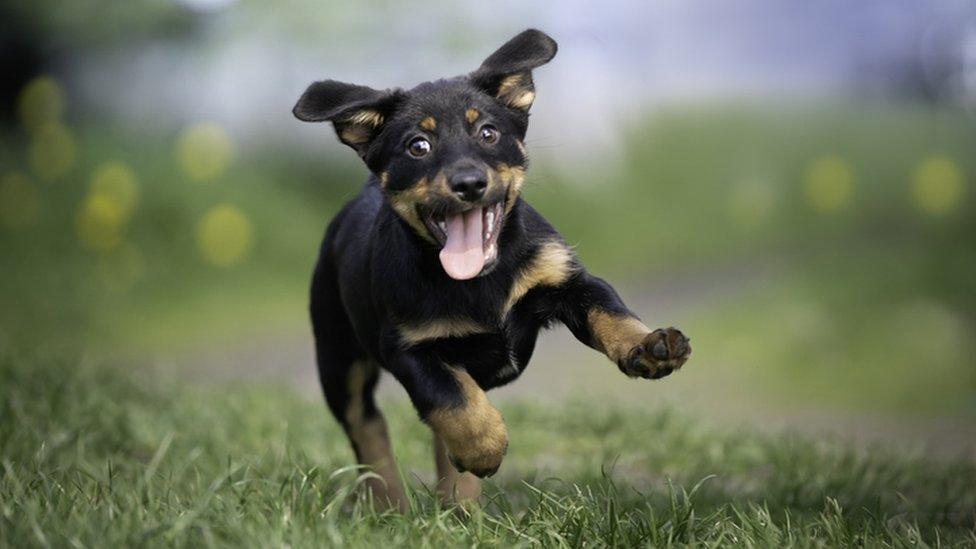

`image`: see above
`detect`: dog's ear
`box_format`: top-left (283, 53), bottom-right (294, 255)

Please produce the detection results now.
top-left (293, 80), bottom-right (400, 157)
top-left (470, 29), bottom-right (557, 112)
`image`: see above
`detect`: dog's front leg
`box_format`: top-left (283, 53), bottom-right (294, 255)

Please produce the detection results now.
top-left (556, 271), bottom-right (692, 379)
top-left (385, 349), bottom-right (508, 478)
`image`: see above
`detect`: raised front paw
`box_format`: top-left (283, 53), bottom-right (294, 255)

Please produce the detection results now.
top-left (620, 327), bottom-right (691, 380)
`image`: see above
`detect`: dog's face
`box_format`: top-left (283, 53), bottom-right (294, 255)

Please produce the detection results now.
top-left (294, 29), bottom-right (557, 280)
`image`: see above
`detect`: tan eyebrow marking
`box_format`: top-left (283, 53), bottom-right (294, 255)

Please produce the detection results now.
top-left (465, 108), bottom-right (480, 124)
top-left (419, 117), bottom-right (437, 131)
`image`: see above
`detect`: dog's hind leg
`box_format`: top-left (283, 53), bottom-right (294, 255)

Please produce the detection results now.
top-left (312, 261), bottom-right (406, 511)
top-left (433, 433), bottom-right (481, 504)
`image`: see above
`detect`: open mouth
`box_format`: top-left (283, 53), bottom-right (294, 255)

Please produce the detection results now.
top-left (423, 201), bottom-right (504, 280)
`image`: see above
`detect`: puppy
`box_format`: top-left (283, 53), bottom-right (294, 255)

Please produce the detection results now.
top-left (293, 29), bottom-right (691, 510)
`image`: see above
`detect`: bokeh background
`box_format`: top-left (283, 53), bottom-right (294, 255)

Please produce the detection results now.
top-left (2, 0), bottom-right (974, 455)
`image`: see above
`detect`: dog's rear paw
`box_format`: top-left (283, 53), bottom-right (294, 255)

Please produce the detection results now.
top-left (620, 327), bottom-right (691, 379)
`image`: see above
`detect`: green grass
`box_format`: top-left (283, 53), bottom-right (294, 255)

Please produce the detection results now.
top-left (2, 353), bottom-right (974, 547)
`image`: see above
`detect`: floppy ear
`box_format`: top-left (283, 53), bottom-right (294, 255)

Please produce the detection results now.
top-left (470, 29), bottom-right (558, 112)
top-left (292, 80), bottom-right (400, 157)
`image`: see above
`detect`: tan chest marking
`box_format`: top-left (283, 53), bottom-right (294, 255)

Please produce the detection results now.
top-left (399, 317), bottom-right (492, 346)
top-left (503, 240), bottom-right (576, 315)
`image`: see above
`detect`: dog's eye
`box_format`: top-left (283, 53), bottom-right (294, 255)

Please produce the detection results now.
top-left (479, 125), bottom-right (499, 144)
top-left (407, 137), bottom-right (431, 158)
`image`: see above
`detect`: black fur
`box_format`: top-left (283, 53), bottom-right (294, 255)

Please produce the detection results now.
top-left (294, 29), bottom-right (689, 481)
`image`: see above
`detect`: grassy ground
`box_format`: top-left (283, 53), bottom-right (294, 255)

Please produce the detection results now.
top-left (2, 353), bottom-right (974, 547)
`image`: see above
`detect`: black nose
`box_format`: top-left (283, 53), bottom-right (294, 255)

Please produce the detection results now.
top-left (449, 170), bottom-right (487, 202)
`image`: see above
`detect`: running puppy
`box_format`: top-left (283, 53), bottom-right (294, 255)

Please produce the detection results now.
top-left (293, 29), bottom-right (691, 510)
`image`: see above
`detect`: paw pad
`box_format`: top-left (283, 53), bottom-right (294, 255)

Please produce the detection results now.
top-left (620, 327), bottom-right (691, 380)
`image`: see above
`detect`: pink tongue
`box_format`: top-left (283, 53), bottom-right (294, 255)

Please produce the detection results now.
top-left (439, 207), bottom-right (485, 280)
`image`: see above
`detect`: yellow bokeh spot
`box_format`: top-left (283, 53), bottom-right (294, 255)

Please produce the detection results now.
top-left (729, 178), bottom-right (774, 228)
top-left (176, 122), bottom-right (235, 182)
top-left (803, 155), bottom-right (854, 213)
top-left (912, 155), bottom-right (964, 216)
top-left (0, 172), bottom-right (41, 229)
top-left (97, 243), bottom-right (146, 293)
top-left (76, 193), bottom-right (128, 252)
top-left (90, 161), bottom-right (139, 220)
top-left (29, 123), bottom-right (77, 181)
top-left (17, 76), bottom-right (65, 133)
top-left (196, 204), bottom-right (253, 266)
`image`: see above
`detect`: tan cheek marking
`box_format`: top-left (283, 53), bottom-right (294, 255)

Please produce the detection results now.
top-left (587, 310), bottom-right (650, 364)
top-left (399, 318), bottom-right (491, 346)
top-left (504, 240), bottom-right (576, 314)
top-left (494, 163), bottom-right (526, 215)
top-left (389, 178), bottom-right (437, 244)
top-left (419, 116), bottom-right (437, 131)
top-left (426, 367), bottom-right (508, 474)
top-left (465, 108), bottom-right (480, 124)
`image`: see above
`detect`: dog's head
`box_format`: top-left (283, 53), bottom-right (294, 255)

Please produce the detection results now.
top-left (294, 29), bottom-right (557, 280)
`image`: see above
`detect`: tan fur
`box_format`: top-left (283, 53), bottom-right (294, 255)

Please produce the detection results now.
top-left (389, 178), bottom-right (437, 244)
top-left (346, 109), bottom-right (384, 128)
top-left (465, 108), bottom-right (480, 124)
top-left (399, 317), bottom-right (491, 346)
top-left (345, 361), bottom-right (406, 511)
top-left (504, 240), bottom-right (576, 314)
top-left (586, 309), bottom-right (651, 364)
top-left (379, 171), bottom-right (390, 187)
top-left (494, 163), bottom-right (525, 216)
top-left (508, 90), bottom-right (535, 110)
top-left (496, 73), bottom-right (535, 110)
top-left (434, 434), bottom-right (482, 503)
top-left (426, 368), bottom-right (508, 475)
top-left (339, 126), bottom-right (370, 145)
top-left (497, 74), bottom-right (523, 97)
top-left (419, 116), bottom-right (437, 131)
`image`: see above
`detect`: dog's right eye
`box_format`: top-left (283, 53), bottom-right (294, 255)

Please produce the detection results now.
top-left (407, 137), bottom-right (431, 158)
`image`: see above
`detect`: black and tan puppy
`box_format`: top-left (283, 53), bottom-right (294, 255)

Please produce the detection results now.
top-left (293, 29), bottom-right (691, 510)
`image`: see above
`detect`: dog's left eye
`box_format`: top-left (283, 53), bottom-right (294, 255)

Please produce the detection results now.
top-left (479, 125), bottom-right (499, 144)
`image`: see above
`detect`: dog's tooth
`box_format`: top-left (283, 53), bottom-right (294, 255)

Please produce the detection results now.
top-left (486, 211), bottom-right (494, 232)
top-left (438, 220), bottom-right (447, 233)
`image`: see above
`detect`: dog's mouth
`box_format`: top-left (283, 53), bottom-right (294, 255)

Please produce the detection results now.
top-left (423, 201), bottom-right (504, 280)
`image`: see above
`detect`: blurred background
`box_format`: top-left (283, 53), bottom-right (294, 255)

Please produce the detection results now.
top-left (1, 1), bottom-right (974, 454)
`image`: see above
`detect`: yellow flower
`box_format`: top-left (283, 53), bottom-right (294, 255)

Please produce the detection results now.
top-left (176, 122), bottom-right (235, 182)
top-left (196, 204), bottom-right (253, 266)
top-left (803, 156), bottom-right (853, 213)
top-left (912, 156), bottom-right (964, 216)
